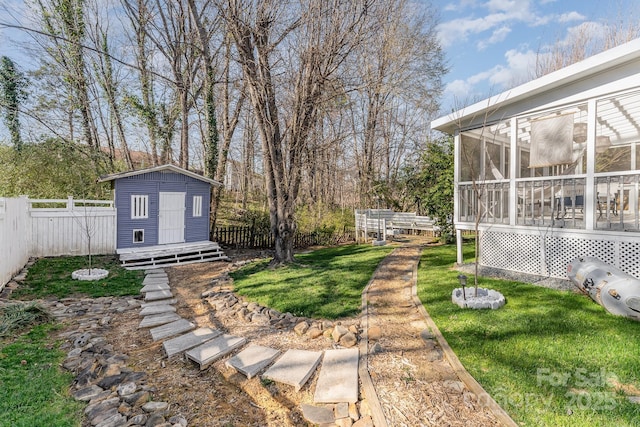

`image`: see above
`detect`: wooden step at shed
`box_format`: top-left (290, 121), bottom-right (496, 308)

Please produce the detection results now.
top-left (162, 328), bottom-right (222, 358)
top-left (262, 349), bottom-right (323, 392)
top-left (185, 334), bottom-right (247, 370)
top-left (139, 304), bottom-right (176, 317)
top-left (225, 345), bottom-right (280, 379)
top-left (118, 241), bottom-right (228, 270)
top-left (313, 348), bottom-right (359, 403)
top-left (138, 312), bottom-right (181, 328)
top-left (150, 319), bottom-right (195, 341)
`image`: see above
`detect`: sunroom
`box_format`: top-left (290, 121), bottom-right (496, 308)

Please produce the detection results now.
top-left (431, 38), bottom-right (640, 279)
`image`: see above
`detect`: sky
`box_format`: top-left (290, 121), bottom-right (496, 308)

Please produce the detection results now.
top-left (0, 1), bottom-right (639, 118)
top-left (435, 0), bottom-right (639, 113)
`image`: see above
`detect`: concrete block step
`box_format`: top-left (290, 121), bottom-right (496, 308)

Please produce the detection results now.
top-left (138, 312), bottom-right (181, 329)
top-left (139, 304), bottom-right (176, 317)
top-left (225, 345), bottom-right (280, 379)
top-left (185, 334), bottom-right (247, 370)
top-left (140, 282), bottom-right (170, 293)
top-left (163, 328), bottom-right (222, 358)
top-left (150, 319), bottom-right (195, 341)
top-left (144, 290), bottom-right (173, 301)
top-left (262, 349), bottom-right (323, 392)
top-left (142, 275), bottom-right (168, 284)
top-left (140, 298), bottom-right (177, 308)
top-left (313, 348), bottom-right (359, 403)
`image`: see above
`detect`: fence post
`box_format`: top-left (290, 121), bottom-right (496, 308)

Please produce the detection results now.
top-left (67, 195), bottom-right (74, 211)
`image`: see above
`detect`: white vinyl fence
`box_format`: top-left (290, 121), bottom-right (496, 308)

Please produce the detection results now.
top-left (1, 196), bottom-right (116, 288)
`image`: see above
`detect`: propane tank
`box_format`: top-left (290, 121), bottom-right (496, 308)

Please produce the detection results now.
top-left (567, 257), bottom-right (640, 320)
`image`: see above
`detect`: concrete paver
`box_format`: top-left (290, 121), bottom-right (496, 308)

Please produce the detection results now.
top-left (225, 345), bottom-right (280, 379)
top-left (313, 348), bottom-right (359, 403)
top-left (138, 312), bottom-right (181, 328)
top-left (139, 304), bottom-right (176, 317)
top-left (186, 334), bottom-right (247, 370)
top-left (140, 282), bottom-right (170, 292)
top-left (163, 328), bottom-right (222, 358)
top-left (262, 349), bottom-right (323, 392)
top-left (144, 290), bottom-right (173, 301)
top-left (150, 319), bottom-right (195, 341)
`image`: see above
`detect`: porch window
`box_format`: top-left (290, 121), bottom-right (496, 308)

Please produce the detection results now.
top-left (131, 195), bottom-right (148, 219)
top-left (193, 195), bottom-right (203, 217)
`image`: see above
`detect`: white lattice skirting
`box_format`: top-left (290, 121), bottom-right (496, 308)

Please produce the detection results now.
top-left (479, 227), bottom-right (640, 279)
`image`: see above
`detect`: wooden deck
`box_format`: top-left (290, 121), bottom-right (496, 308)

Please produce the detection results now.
top-left (117, 241), bottom-right (228, 270)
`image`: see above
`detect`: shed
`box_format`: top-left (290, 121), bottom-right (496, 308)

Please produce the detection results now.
top-left (98, 164), bottom-right (227, 269)
top-left (431, 38), bottom-right (640, 279)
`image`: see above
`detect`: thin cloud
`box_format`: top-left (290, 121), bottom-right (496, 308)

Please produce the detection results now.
top-left (559, 11), bottom-right (586, 23)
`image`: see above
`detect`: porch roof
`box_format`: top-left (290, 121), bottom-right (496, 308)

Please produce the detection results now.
top-left (431, 37), bottom-right (640, 135)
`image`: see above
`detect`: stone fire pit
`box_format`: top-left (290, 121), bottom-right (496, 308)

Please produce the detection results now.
top-left (452, 287), bottom-right (505, 310)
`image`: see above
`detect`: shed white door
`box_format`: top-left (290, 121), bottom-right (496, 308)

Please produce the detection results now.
top-left (158, 192), bottom-right (185, 244)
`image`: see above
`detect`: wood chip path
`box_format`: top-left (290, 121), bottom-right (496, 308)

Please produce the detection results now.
top-left (362, 245), bottom-right (516, 427)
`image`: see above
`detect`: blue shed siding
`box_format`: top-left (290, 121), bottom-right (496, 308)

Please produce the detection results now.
top-left (113, 171), bottom-right (212, 250)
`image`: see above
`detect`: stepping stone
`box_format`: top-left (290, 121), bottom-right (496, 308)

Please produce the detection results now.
top-left (140, 282), bottom-right (170, 292)
top-left (262, 349), bottom-right (323, 392)
top-left (138, 312), bottom-right (181, 328)
top-left (141, 298), bottom-right (177, 308)
top-left (225, 345), bottom-right (280, 379)
top-left (186, 334), bottom-right (247, 370)
top-left (163, 328), bottom-right (222, 358)
top-left (142, 277), bottom-right (169, 286)
top-left (145, 269), bottom-right (165, 275)
top-left (313, 348), bottom-right (359, 403)
top-left (150, 319), bottom-right (195, 341)
top-left (139, 304), bottom-right (176, 317)
top-left (145, 290), bottom-right (173, 301)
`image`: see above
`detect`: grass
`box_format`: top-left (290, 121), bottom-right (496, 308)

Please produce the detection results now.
top-left (1, 255), bottom-right (144, 425)
top-left (11, 255), bottom-right (144, 300)
top-left (230, 244), bottom-right (393, 319)
top-left (417, 243), bottom-right (640, 426)
top-left (0, 323), bottom-right (83, 427)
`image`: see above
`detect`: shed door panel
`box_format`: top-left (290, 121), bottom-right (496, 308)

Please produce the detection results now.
top-left (158, 192), bottom-right (185, 244)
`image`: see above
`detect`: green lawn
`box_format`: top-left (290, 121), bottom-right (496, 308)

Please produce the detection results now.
top-left (230, 244), bottom-right (393, 319)
top-left (1, 254), bottom-right (143, 426)
top-left (11, 255), bottom-right (143, 299)
top-left (0, 323), bottom-right (83, 427)
top-left (417, 243), bottom-right (640, 426)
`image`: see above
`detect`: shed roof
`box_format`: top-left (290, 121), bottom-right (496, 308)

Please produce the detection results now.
top-left (98, 164), bottom-right (223, 186)
top-left (431, 37), bottom-right (640, 134)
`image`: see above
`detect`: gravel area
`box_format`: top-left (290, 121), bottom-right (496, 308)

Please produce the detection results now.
top-left (455, 263), bottom-right (578, 292)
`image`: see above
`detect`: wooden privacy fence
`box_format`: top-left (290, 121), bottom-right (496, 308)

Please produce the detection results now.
top-left (0, 196), bottom-right (116, 288)
top-left (212, 225), bottom-right (356, 250)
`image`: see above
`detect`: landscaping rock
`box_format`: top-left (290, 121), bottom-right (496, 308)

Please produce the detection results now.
top-left (339, 332), bottom-right (358, 348)
top-left (352, 415), bottom-right (374, 427)
top-left (307, 327), bottom-right (324, 339)
top-left (142, 401), bottom-right (169, 413)
top-left (294, 321), bottom-right (310, 336)
top-left (73, 385), bottom-right (105, 401)
top-left (332, 325), bottom-right (348, 342)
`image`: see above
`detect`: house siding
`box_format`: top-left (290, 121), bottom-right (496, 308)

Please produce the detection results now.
top-left (114, 171), bottom-right (211, 249)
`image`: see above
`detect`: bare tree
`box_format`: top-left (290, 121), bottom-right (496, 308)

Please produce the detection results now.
top-left (33, 0), bottom-right (100, 151)
top-left (220, 0), bottom-right (372, 264)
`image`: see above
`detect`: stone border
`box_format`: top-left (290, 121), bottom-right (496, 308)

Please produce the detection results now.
top-left (409, 257), bottom-right (519, 427)
top-left (359, 257), bottom-right (390, 427)
top-left (72, 268), bottom-right (109, 281)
